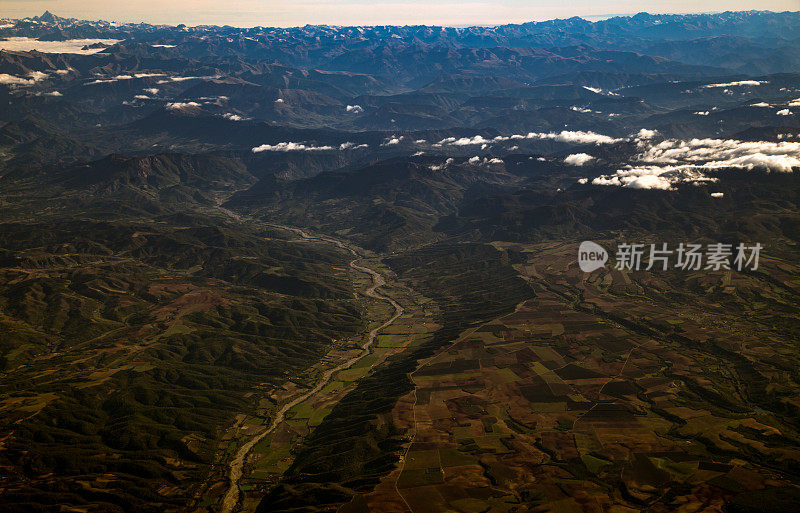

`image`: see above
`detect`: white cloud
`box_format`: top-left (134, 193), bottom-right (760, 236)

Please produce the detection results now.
top-left (591, 167), bottom-right (699, 190)
top-left (252, 142), bottom-right (334, 152)
top-left (586, 137), bottom-right (800, 190)
top-left (455, 156), bottom-right (503, 166)
top-left (789, 99), bottom-right (800, 107)
top-left (156, 75), bottom-right (216, 84)
top-left (694, 111), bottom-right (710, 116)
top-left (27, 71), bottom-right (49, 81)
top-left (438, 135), bottom-right (491, 146)
top-left (166, 101), bottom-right (202, 110)
top-left (710, 192), bottom-right (724, 198)
top-left (436, 131), bottom-right (619, 146)
top-left (0, 37), bottom-right (119, 55)
top-left (168, 76), bottom-right (206, 82)
top-left (564, 153), bottom-right (595, 166)
top-left (43, 90), bottom-right (62, 96)
top-left (274, 98), bottom-right (284, 103)
top-left (527, 130), bottom-right (621, 145)
top-left (134, 94), bottom-right (150, 99)
top-left (382, 135), bottom-right (404, 146)
top-left (430, 129), bottom-right (638, 153)
top-left (0, 71), bottom-right (49, 86)
top-left (581, 85), bottom-right (618, 96)
top-left (429, 158), bottom-right (454, 171)
top-left (87, 75), bottom-right (131, 85)
top-left (634, 129), bottom-right (659, 140)
top-left (0, 75), bottom-right (34, 85)
top-left (570, 106), bottom-right (592, 113)
top-left (86, 73), bottom-right (167, 85)
top-left (223, 113), bottom-right (245, 121)
top-left (705, 153), bottom-right (800, 172)
top-left (636, 138), bottom-right (800, 165)
top-left (339, 142), bottom-right (369, 150)
top-left (750, 102), bottom-right (771, 107)
top-left (703, 80), bottom-right (767, 88)
top-left (777, 109), bottom-right (793, 116)
top-left (617, 174), bottom-right (676, 190)
top-left (345, 104), bottom-right (364, 113)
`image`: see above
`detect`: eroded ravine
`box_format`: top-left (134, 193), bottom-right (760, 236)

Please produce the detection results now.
top-left (219, 227), bottom-right (404, 513)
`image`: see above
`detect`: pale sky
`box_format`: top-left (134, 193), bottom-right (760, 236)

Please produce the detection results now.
top-left (2, 0), bottom-right (799, 27)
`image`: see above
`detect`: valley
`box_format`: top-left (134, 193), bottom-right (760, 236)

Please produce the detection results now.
top-left (213, 227), bottom-right (405, 513)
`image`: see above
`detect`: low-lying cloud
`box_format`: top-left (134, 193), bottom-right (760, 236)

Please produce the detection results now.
top-left (435, 130), bottom-right (624, 148)
top-left (166, 101), bottom-right (201, 110)
top-left (582, 86), bottom-right (618, 96)
top-left (156, 75), bottom-right (218, 84)
top-left (703, 80), bottom-right (767, 88)
top-left (0, 71), bottom-right (49, 86)
top-left (252, 142), bottom-right (335, 152)
top-left (564, 153), bottom-right (595, 166)
top-left (87, 73), bottom-right (166, 85)
top-left (382, 135), bottom-right (404, 146)
top-left (338, 142), bottom-right (369, 150)
top-left (584, 137), bottom-right (800, 190)
top-left (0, 37), bottom-right (119, 55)
top-left (250, 141), bottom-right (369, 152)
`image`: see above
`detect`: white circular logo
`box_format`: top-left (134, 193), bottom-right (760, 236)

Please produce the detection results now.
top-left (578, 241), bottom-right (608, 272)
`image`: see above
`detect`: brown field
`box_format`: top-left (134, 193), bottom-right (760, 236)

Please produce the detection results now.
top-left (340, 241), bottom-right (800, 513)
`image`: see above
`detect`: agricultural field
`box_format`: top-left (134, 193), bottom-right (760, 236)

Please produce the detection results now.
top-left (337, 241), bottom-right (800, 513)
top-left (232, 274), bottom-right (440, 512)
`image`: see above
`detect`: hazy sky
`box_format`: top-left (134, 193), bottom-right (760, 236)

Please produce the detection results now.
top-left (3, 0), bottom-right (799, 27)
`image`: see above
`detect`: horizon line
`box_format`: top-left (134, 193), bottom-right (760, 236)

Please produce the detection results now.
top-left (3, 8), bottom-right (798, 31)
